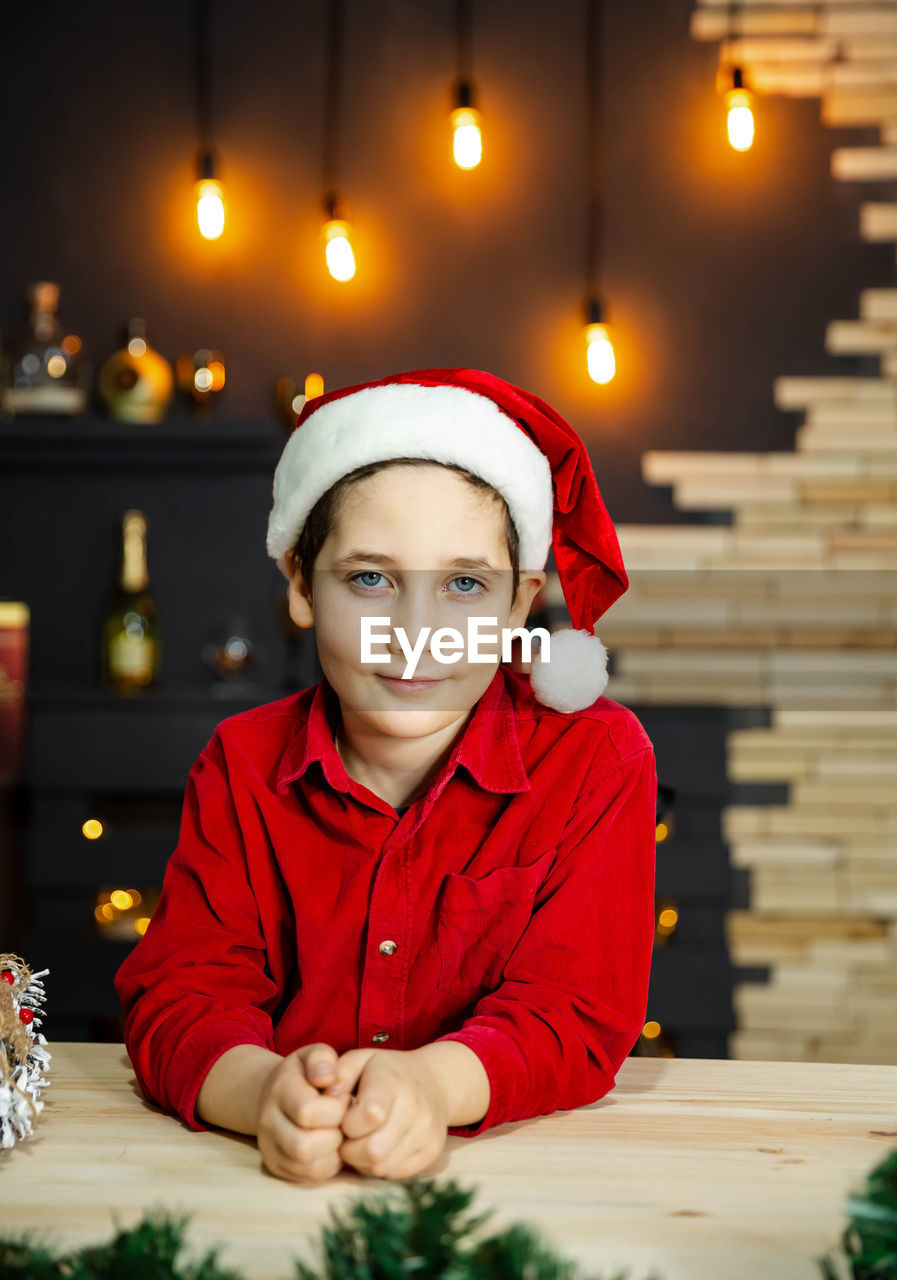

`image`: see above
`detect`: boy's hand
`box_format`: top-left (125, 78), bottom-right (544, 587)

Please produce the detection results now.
top-left (331, 1047), bottom-right (451, 1180)
top-left (256, 1042), bottom-right (354, 1184)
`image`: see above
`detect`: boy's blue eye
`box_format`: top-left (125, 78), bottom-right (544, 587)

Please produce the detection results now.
top-left (348, 572), bottom-right (486, 594)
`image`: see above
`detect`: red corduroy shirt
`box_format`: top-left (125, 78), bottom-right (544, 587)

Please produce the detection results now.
top-left (114, 665), bottom-right (657, 1139)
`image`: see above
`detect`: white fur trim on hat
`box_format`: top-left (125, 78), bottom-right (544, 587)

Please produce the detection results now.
top-left (266, 382), bottom-right (554, 580)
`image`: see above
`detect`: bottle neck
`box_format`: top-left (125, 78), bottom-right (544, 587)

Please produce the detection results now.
top-left (121, 522), bottom-right (149, 593)
top-left (30, 306), bottom-right (59, 344)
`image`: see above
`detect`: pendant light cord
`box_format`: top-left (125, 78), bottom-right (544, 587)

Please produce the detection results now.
top-left (323, 0), bottom-right (345, 199)
top-left (193, 0), bottom-right (214, 156)
top-left (585, 0), bottom-right (602, 297)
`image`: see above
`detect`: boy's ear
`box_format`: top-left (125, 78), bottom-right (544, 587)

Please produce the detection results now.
top-left (511, 570), bottom-right (547, 627)
top-left (287, 558), bottom-right (316, 629)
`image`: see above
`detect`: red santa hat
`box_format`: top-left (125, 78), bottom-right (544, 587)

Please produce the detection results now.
top-left (266, 367), bottom-right (629, 713)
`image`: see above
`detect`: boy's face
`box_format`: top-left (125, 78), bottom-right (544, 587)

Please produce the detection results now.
top-left (287, 464), bottom-right (546, 741)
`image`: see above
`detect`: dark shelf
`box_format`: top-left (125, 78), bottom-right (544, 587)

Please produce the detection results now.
top-left (26, 682), bottom-right (288, 711)
top-left (0, 414), bottom-right (289, 468)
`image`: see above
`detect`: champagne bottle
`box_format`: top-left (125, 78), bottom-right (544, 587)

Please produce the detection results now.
top-left (101, 510), bottom-right (160, 692)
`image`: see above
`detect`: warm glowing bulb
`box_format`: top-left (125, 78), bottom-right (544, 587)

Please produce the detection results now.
top-left (658, 907), bottom-right (678, 929)
top-left (726, 89), bottom-right (754, 150)
top-left (323, 219), bottom-right (356, 281)
top-left (194, 366), bottom-right (213, 392)
top-left (451, 107), bottom-right (482, 169)
top-left (656, 821), bottom-right (669, 842)
top-left (110, 889), bottom-right (133, 911)
top-left (135, 916), bottom-right (151, 935)
top-left (642, 1021), bottom-right (661, 1039)
top-left (82, 819), bottom-right (103, 840)
top-left (196, 178), bottom-right (226, 239)
top-left (585, 322), bottom-right (615, 384)
top-left (305, 372), bottom-right (324, 399)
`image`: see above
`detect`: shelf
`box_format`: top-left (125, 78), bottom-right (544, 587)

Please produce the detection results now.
top-left (0, 415), bottom-right (289, 469)
top-left (26, 682), bottom-right (291, 711)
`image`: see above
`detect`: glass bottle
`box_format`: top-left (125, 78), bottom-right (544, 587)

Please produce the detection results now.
top-left (96, 318), bottom-right (174, 424)
top-left (100, 510), bottom-right (161, 692)
top-left (0, 281), bottom-right (87, 417)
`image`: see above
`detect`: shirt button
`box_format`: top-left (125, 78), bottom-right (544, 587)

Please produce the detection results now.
top-left (378, 939), bottom-right (397, 956)
top-left (372, 1031), bottom-right (390, 1043)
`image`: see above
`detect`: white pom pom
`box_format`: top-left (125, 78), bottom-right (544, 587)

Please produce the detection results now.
top-left (529, 627), bottom-right (609, 713)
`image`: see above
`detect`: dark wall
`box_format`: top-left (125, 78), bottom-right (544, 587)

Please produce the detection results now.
top-left (1, 0), bottom-right (891, 524)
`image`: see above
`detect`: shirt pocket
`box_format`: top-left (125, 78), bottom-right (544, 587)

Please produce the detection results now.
top-left (434, 849), bottom-right (556, 993)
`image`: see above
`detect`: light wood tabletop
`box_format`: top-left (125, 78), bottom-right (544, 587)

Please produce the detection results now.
top-left (1, 1042), bottom-right (895, 1279)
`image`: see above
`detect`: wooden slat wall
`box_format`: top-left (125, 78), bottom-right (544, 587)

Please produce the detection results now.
top-left (569, 3), bottom-right (897, 1065)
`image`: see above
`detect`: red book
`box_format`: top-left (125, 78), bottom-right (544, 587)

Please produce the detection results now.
top-left (0, 602), bottom-right (29, 786)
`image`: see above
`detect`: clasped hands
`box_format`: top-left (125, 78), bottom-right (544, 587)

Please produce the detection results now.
top-left (256, 1042), bottom-right (449, 1184)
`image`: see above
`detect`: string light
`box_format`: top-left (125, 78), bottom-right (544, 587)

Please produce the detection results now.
top-left (320, 0), bottom-right (356, 280)
top-left (322, 195), bottom-right (356, 282)
top-left (195, 167), bottom-right (226, 240)
top-left (451, 2), bottom-right (482, 169)
top-left (584, 297), bottom-right (616, 385)
top-left (725, 68), bottom-right (755, 152)
top-left (192, 0), bottom-right (226, 238)
top-left (451, 101), bottom-right (482, 169)
top-left (582, 0), bottom-right (616, 383)
top-left (718, 3), bottom-right (755, 152)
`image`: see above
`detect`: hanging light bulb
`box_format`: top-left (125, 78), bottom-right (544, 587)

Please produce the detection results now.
top-left (195, 147), bottom-right (226, 240)
top-left (450, 80), bottom-right (482, 169)
top-left (724, 65), bottom-right (755, 151)
top-left (322, 194), bottom-right (356, 282)
top-left (584, 297), bottom-right (615, 384)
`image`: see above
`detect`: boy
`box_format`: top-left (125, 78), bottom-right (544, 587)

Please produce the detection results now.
top-left (114, 367), bottom-right (657, 1185)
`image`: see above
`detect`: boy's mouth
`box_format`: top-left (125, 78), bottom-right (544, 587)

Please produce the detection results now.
top-left (377, 673), bottom-right (444, 690)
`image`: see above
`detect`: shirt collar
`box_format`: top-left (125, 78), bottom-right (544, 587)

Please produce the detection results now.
top-left (275, 667), bottom-right (530, 799)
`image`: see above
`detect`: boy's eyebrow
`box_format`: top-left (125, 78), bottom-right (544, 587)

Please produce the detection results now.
top-left (331, 550), bottom-right (502, 572)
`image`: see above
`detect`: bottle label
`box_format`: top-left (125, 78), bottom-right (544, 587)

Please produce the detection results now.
top-left (109, 633), bottom-right (154, 679)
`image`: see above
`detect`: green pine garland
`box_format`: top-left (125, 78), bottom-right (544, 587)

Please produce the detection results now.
top-left (817, 1148), bottom-right (897, 1280)
top-left (0, 1148), bottom-right (895, 1280)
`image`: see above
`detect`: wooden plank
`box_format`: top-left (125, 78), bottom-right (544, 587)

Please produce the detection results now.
top-left (773, 707), bottom-right (897, 729)
top-left (672, 476), bottom-right (797, 508)
top-left (824, 89), bottom-right (897, 124)
top-left (859, 202), bottom-right (897, 239)
top-left (832, 144), bottom-right (897, 178)
top-left (729, 840), bottom-right (839, 864)
top-left (859, 285), bottom-right (897, 319)
top-left (774, 375), bottom-right (897, 406)
top-left (726, 911), bottom-right (889, 939)
top-left (644, 450), bottom-right (865, 479)
top-left (716, 36), bottom-right (838, 61)
top-left (614, 524), bottom-right (733, 550)
top-left (799, 478), bottom-right (897, 501)
top-left (724, 806), bottom-right (891, 837)
top-left (691, 10), bottom-right (819, 39)
top-left (825, 318), bottom-right (897, 351)
top-left (796, 426), bottom-right (897, 450)
top-left (771, 650), bottom-right (897, 675)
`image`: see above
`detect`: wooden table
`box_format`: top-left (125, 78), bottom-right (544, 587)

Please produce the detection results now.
top-left (2, 1043), bottom-right (896, 1279)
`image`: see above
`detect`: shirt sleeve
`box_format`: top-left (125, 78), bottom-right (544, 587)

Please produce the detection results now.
top-left (435, 743), bottom-right (657, 1137)
top-left (113, 731), bottom-right (279, 1132)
